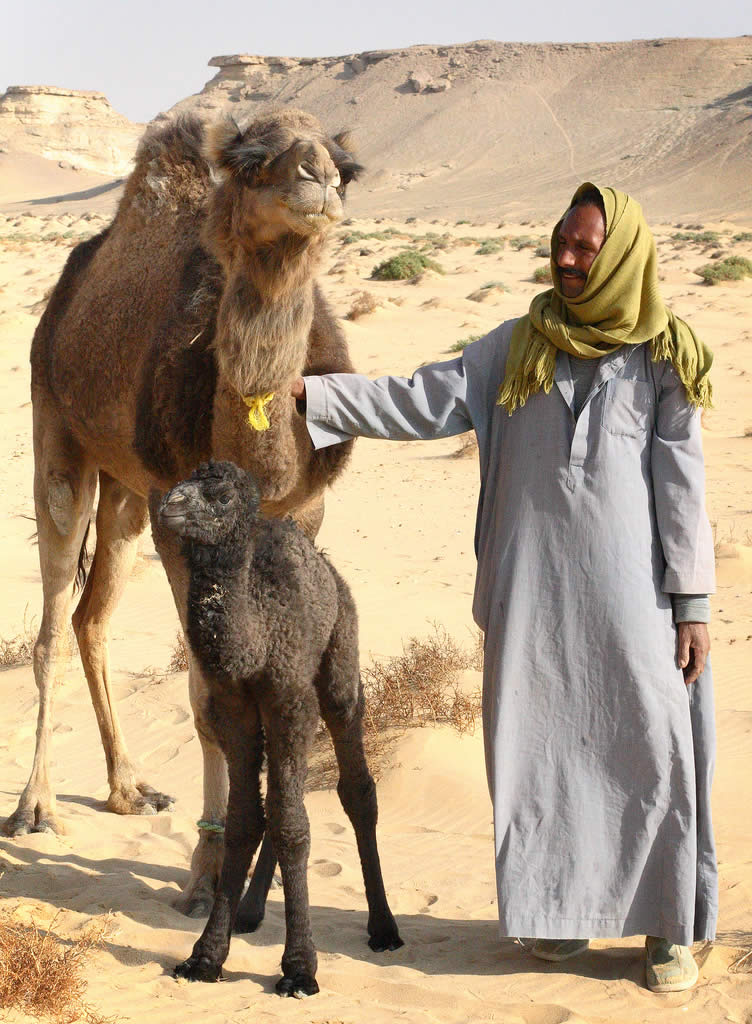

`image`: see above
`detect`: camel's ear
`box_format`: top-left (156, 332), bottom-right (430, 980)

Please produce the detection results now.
top-left (205, 118), bottom-right (269, 180)
top-left (329, 131), bottom-right (364, 187)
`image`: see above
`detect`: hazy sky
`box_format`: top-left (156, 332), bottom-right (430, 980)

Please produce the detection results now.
top-left (5, 0), bottom-right (750, 122)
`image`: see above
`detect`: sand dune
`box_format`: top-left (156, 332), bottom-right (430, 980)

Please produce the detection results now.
top-left (2, 38), bottom-right (752, 1010)
top-left (0, 200), bottom-right (751, 1021)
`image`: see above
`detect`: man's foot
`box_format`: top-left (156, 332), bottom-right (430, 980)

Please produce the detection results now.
top-left (645, 936), bottom-right (698, 993)
top-left (530, 938), bottom-right (590, 962)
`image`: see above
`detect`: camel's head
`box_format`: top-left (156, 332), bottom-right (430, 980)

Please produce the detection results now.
top-left (206, 109), bottom-right (363, 243)
top-left (158, 461), bottom-right (260, 550)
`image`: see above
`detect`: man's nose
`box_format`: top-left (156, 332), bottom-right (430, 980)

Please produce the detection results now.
top-left (557, 245), bottom-right (575, 268)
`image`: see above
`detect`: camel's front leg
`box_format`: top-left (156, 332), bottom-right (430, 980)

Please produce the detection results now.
top-left (3, 410), bottom-right (97, 836)
top-left (72, 473), bottom-right (174, 816)
top-left (174, 666), bottom-right (229, 917)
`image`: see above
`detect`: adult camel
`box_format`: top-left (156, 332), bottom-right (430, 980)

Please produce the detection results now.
top-left (4, 108), bottom-right (361, 915)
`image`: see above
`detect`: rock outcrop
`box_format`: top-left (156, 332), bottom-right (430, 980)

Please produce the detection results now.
top-left (0, 85), bottom-right (142, 176)
top-left (161, 38), bottom-right (752, 222)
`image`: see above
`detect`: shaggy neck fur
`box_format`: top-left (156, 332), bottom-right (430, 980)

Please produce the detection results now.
top-left (206, 197), bottom-right (330, 399)
top-left (183, 526), bottom-right (265, 683)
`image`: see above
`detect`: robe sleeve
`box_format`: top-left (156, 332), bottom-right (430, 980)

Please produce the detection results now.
top-left (650, 361), bottom-right (715, 595)
top-left (303, 357), bottom-right (473, 449)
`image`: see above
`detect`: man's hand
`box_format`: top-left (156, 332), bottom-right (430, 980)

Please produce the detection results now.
top-left (677, 622), bottom-right (710, 685)
top-left (291, 377), bottom-right (306, 400)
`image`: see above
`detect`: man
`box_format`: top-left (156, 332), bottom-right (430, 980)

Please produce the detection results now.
top-left (292, 183), bottom-right (716, 993)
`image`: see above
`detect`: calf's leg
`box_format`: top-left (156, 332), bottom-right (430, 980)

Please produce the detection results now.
top-left (315, 576), bottom-right (403, 953)
top-left (174, 698), bottom-right (264, 981)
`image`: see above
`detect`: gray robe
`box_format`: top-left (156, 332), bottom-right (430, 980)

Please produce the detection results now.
top-left (304, 320), bottom-right (717, 945)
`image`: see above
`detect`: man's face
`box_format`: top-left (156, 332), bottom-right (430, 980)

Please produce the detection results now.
top-left (555, 202), bottom-right (606, 298)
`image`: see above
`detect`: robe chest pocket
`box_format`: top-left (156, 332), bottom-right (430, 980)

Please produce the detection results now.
top-left (600, 379), bottom-right (655, 438)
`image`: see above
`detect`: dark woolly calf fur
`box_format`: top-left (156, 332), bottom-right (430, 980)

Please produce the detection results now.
top-left (152, 461), bottom-right (402, 996)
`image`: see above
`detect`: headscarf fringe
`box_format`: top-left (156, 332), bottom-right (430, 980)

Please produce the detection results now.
top-left (497, 183), bottom-right (713, 414)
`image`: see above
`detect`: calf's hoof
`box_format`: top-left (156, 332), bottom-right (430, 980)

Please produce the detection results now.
top-left (275, 972), bottom-right (319, 998)
top-left (233, 908), bottom-right (264, 934)
top-left (173, 955), bottom-right (222, 982)
top-left (368, 925), bottom-right (404, 953)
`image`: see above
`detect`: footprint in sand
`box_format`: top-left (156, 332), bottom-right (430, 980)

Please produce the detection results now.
top-left (324, 821), bottom-right (346, 835)
top-left (312, 859), bottom-right (342, 877)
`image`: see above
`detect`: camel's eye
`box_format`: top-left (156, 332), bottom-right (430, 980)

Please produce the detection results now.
top-left (217, 492), bottom-right (231, 505)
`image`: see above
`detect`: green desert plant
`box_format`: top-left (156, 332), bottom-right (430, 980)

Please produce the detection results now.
top-left (532, 265), bottom-right (553, 284)
top-left (371, 250), bottom-right (444, 281)
top-left (448, 333), bottom-right (483, 353)
top-left (694, 255), bottom-right (752, 285)
top-left (508, 235), bottom-right (537, 250)
top-left (475, 239), bottom-right (504, 256)
top-left (671, 230), bottom-right (721, 245)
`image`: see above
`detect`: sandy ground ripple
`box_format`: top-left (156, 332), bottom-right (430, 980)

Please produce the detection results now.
top-left (1, 203), bottom-right (751, 1023)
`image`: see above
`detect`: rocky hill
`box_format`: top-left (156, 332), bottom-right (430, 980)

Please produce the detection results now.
top-left (0, 85), bottom-right (142, 177)
top-left (2, 37), bottom-right (751, 221)
top-left (165, 37), bottom-right (752, 222)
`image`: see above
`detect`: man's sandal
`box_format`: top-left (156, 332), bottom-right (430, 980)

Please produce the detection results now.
top-left (530, 938), bottom-right (590, 962)
top-left (645, 936), bottom-right (699, 993)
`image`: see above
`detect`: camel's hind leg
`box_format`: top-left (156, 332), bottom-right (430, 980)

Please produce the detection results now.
top-left (315, 570), bottom-right (403, 953)
top-left (3, 408), bottom-right (97, 835)
top-left (72, 472), bottom-right (173, 816)
top-left (234, 829), bottom-right (277, 933)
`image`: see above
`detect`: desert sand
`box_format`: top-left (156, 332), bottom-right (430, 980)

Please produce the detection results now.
top-left (1, 136), bottom-right (751, 1022)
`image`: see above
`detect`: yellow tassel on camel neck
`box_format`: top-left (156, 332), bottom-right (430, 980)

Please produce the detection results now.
top-left (242, 392), bottom-right (275, 431)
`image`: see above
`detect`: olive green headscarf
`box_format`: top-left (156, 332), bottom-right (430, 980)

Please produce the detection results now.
top-left (496, 182), bottom-right (713, 414)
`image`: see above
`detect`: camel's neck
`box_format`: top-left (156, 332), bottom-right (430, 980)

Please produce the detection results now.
top-left (185, 538), bottom-right (265, 682)
top-left (213, 234), bottom-right (326, 399)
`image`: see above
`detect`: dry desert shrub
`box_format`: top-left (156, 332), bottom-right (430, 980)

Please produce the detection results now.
top-left (167, 630), bottom-right (189, 672)
top-left (452, 433), bottom-right (479, 459)
top-left (362, 625), bottom-right (481, 735)
top-left (346, 290), bottom-right (379, 320)
top-left (0, 910), bottom-right (116, 1024)
top-left (729, 947), bottom-right (752, 974)
top-left (308, 626), bottom-right (482, 789)
top-left (0, 609), bottom-right (38, 666)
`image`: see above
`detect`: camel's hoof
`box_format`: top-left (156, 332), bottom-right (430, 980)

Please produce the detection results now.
top-left (368, 926), bottom-right (404, 953)
top-left (137, 784), bottom-right (175, 813)
top-left (173, 955), bottom-right (222, 982)
top-left (275, 972), bottom-right (319, 998)
top-left (173, 891), bottom-right (214, 919)
top-left (2, 808), bottom-right (64, 837)
top-left (106, 785), bottom-right (175, 817)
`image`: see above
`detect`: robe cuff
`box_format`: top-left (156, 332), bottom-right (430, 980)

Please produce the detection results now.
top-left (672, 594), bottom-right (711, 623)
